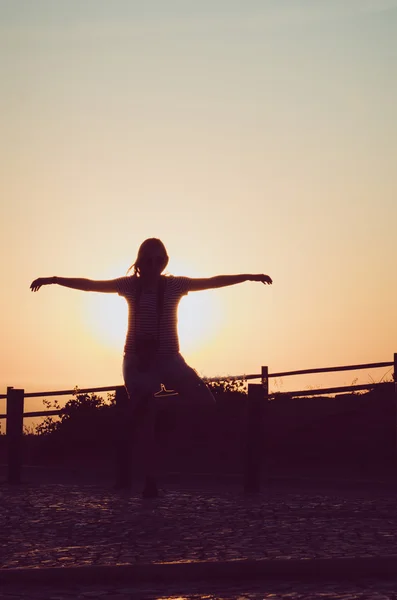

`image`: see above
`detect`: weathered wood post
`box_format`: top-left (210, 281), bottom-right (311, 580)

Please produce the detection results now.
top-left (114, 385), bottom-right (133, 489)
top-left (261, 366), bottom-right (269, 480)
top-left (6, 387), bottom-right (24, 484)
top-left (394, 353), bottom-right (397, 470)
top-left (243, 367), bottom-right (268, 493)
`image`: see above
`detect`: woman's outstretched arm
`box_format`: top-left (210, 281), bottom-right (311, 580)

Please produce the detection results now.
top-left (187, 274), bottom-right (272, 292)
top-left (30, 277), bottom-right (120, 293)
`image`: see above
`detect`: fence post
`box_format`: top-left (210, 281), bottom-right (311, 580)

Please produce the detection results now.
top-left (394, 353), bottom-right (397, 470)
top-left (6, 387), bottom-right (24, 484)
top-left (262, 365), bottom-right (269, 397)
top-left (114, 386), bottom-right (133, 489)
top-left (243, 373), bottom-right (267, 493)
top-left (261, 365), bottom-right (269, 475)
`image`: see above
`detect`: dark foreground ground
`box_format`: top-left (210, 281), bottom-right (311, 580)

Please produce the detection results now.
top-left (1, 467), bottom-right (397, 599)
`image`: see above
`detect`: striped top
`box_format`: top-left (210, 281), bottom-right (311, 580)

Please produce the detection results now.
top-left (115, 275), bottom-right (191, 355)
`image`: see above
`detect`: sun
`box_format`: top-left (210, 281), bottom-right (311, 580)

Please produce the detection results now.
top-left (82, 292), bottom-right (128, 351)
top-left (80, 270), bottom-right (224, 354)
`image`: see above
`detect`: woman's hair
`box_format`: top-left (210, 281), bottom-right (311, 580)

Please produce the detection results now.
top-left (127, 238), bottom-right (169, 276)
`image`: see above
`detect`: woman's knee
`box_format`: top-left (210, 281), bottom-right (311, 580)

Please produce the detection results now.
top-left (179, 378), bottom-right (216, 407)
top-left (160, 354), bottom-right (215, 407)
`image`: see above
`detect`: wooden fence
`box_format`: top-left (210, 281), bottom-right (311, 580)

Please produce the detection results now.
top-left (1, 354), bottom-right (396, 492)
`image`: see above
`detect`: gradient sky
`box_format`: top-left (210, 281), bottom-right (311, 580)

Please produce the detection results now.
top-left (1, 0), bottom-right (397, 417)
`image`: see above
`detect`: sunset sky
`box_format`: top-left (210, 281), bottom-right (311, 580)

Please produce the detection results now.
top-left (1, 0), bottom-right (396, 417)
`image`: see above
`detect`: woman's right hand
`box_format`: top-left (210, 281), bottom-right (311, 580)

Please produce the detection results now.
top-left (30, 277), bottom-right (54, 292)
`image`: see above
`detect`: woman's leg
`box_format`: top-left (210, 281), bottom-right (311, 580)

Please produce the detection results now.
top-left (122, 355), bottom-right (162, 495)
top-left (159, 354), bottom-right (217, 474)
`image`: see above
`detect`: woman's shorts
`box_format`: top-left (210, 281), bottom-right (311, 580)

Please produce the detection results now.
top-left (122, 352), bottom-right (215, 409)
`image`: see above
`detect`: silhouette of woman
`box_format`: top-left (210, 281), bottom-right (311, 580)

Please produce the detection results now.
top-left (31, 238), bottom-right (272, 497)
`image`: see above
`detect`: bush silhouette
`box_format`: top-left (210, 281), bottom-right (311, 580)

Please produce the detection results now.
top-left (34, 379), bottom-right (247, 466)
top-left (36, 390), bottom-right (117, 462)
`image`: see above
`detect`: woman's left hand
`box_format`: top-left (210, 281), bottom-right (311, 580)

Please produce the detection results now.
top-left (251, 274), bottom-right (273, 285)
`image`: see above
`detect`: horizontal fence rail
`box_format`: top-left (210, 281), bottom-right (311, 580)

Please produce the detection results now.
top-left (0, 359), bottom-right (394, 404)
top-left (269, 383), bottom-right (381, 399)
top-left (205, 360), bottom-right (394, 383)
top-left (0, 385), bottom-right (118, 401)
top-left (267, 360), bottom-right (394, 378)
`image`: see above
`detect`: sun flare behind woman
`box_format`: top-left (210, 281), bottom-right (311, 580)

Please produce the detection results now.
top-left (82, 275), bottom-right (224, 354)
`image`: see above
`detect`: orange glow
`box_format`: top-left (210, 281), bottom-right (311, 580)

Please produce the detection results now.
top-left (1, 2), bottom-right (397, 398)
